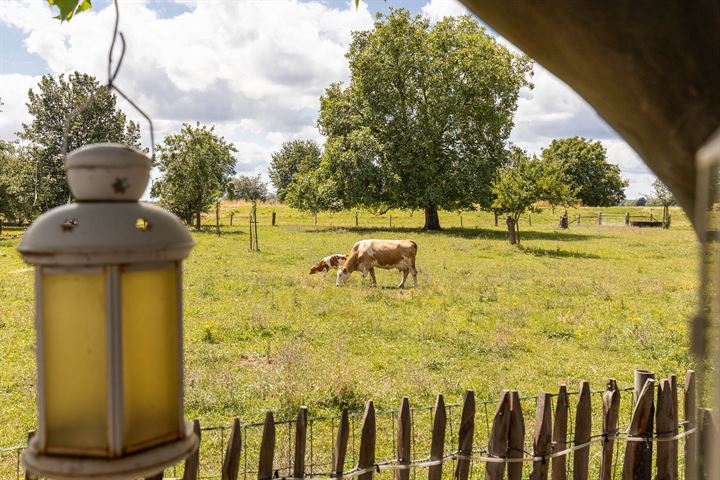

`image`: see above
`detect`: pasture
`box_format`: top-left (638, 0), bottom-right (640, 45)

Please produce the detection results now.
top-left (0, 204), bottom-right (697, 451)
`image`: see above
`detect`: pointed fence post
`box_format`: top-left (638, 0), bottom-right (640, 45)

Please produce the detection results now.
top-left (397, 398), bottom-right (411, 480)
top-left (428, 395), bottom-right (446, 480)
top-left (293, 407), bottom-right (308, 480)
top-left (454, 390), bottom-right (475, 480)
top-left (656, 379), bottom-right (676, 480)
top-left (258, 412), bottom-right (276, 480)
top-left (530, 393), bottom-right (553, 480)
top-left (573, 382), bottom-right (591, 480)
top-left (552, 385), bottom-right (568, 480)
top-left (223, 418), bottom-right (242, 480)
top-left (600, 380), bottom-right (620, 480)
top-left (684, 371), bottom-right (696, 480)
top-left (332, 409), bottom-right (350, 478)
top-left (182, 419), bottom-right (202, 480)
top-left (358, 401), bottom-right (376, 480)
top-left (485, 390), bottom-right (511, 480)
top-left (623, 378), bottom-right (655, 480)
top-left (508, 391), bottom-right (525, 480)
top-left (668, 374), bottom-right (679, 479)
top-left (633, 370), bottom-right (655, 480)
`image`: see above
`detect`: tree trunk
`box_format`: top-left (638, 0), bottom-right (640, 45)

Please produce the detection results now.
top-left (506, 216), bottom-right (517, 245)
top-left (195, 208), bottom-right (202, 230)
top-left (424, 205), bottom-right (441, 230)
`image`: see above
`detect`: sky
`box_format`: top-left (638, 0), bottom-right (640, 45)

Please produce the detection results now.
top-left (0, 0), bottom-right (656, 198)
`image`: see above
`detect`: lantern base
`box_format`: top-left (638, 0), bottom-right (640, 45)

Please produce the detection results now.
top-left (21, 429), bottom-right (198, 480)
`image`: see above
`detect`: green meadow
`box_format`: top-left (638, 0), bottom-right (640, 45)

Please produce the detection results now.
top-left (0, 204), bottom-right (696, 458)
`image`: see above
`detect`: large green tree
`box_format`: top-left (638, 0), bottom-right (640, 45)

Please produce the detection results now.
top-left (227, 174), bottom-right (269, 204)
top-left (0, 141), bottom-right (37, 224)
top-left (268, 140), bottom-right (322, 202)
top-left (151, 123), bottom-right (237, 229)
top-left (492, 147), bottom-right (575, 244)
top-left (541, 137), bottom-right (627, 206)
top-left (18, 72), bottom-right (141, 212)
top-left (317, 9), bottom-right (532, 229)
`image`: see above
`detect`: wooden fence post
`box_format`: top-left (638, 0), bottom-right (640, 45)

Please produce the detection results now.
top-left (684, 371), bottom-right (696, 480)
top-left (216, 201), bottom-right (220, 236)
top-left (293, 407), bottom-right (308, 480)
top-left (24, 432), bottom-right (38, 480)
top-left (508, 391), bottom-right (525, 480)
top-left (529, 214), bottom-right (532, 226)
top-left (656, 379), bottom-right (676, 480)
top-left (573, 382), bottom-right (591, 480)
top-left (454, 390), bottom-right (475, 480)
top-left (182, 419), bottom-right (202, 480)
top-left (699, 408), bottom-right (716, 479)
top-left (623, 378), bottom-right (655, 480)
top-left (625, 212), bottom-right (630, 225)
top-left (333, 409), bottom-right (350, 478)
top-left (223, 418), bottom-right (242, 480)
top-left (428, 395), bottom-right (446, 480)
top-left (494, 212), bottom-right (498, 226)
top-left (600, 380), bottom-right (620, 480)
top-left (358, 401), bottom-right (376, 480)
top-left (668, 374), bottom-right (679, 479)
top-left (552, 385), bottom-right (568, 480)
top-left (397, 397), bottom-right (411, 480)
top-left (271, 211), bottom-right (276, 226)
top-left (486, 390), bottom-right (511, 480)
top-left (577, 215), bottom-right (580, 225)
top-left (355, 210), bottom-right (359, 226)
top-left (598, 212), bottom-right (602, 225)
top-left (633, 370), bottom-right (655, 479)
top-left (530, 393), bottom-right (553, 480)
top-left (258, 412), bottom-right (275, 480)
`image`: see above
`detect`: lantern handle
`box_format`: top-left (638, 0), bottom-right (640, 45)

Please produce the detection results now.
top-left (62, 0), bottom-right (155, 162)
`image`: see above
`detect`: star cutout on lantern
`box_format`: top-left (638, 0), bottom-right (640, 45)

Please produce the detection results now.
top-left (112, 177), bottom-right (130, 194)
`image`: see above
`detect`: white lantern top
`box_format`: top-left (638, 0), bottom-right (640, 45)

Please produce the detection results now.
top-left (18, 143), bottom-right (194, 266)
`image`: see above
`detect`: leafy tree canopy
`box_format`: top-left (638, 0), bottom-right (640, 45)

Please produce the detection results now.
top-left (227, 174), bottom-right (269, 204)
top-left (541, 136), bottom-right (627, 207)
top-left (268, 140), bottom-right (321, 202)
top-left (648, 179), bottom-right (677, 207)
top-left (18, 72), bottom-right (141, 213)
top-left (0, 141), bottom-right (37, 224)
top-left (317, 9), bottom-right (533, 229)
top-left (151, 123), bottom-right (236, 229)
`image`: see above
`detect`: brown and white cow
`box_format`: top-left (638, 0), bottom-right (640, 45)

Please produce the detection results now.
top-left (336, 239), bottom-right (418, 288)
top-left (309, 254), bottom-right (347, 276)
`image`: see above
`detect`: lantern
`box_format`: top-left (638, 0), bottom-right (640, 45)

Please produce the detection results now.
top-left (694, 130), bottom-right (720, 480)
top-left (18, 143), bottom-right (198, 479)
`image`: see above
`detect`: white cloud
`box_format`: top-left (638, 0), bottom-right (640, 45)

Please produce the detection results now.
top-left (0, 73), bottom-right (39, 139)
top-left (420, 0), bottom-right (470, 22)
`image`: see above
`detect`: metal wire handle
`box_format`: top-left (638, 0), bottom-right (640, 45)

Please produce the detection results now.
top-left (61, 0), bottom-right (155, 161)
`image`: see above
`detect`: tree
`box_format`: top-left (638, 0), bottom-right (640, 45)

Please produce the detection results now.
top-left (492, 147), bottom-right (575, 245)
top-left (18, 72), bottom-right (141, 213)
top-left (541, 137), bottom-right (627, 206)
top-left (151, 123), bottom-right (237, 229)
top-left (649, 178), bottom-right (676, 225)
top-left (227, 175), bottom-right (269, 204)
top-left (268, 140), bottom-right (321, 202)
top-left (317, 10), bottom-right (532, 230)
top-left (0, 141), bottom-right (37, 224)
top-left (285, 167), bottom-right (342, 224)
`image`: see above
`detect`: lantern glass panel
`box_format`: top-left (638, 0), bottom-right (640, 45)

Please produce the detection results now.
top-left (42, 269), bottom-right (109, 455)
top-left (121, 266), bottom-right (181, 452)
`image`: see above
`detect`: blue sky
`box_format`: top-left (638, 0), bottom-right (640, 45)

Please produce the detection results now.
top-left (0, 0), bottom-right (656, 197)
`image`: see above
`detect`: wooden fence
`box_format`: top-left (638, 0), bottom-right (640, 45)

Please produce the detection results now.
top-left (4, 369), bottom-right (712, 480)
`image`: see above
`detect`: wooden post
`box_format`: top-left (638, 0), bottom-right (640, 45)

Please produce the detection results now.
top-left (656, 379), bottom-right (676, 480)
top-left (600, 380), bottom-right (620, 480)
top-left (684, 371), bottom-right (696, 480)
top-left (271, 211), bottom-right (276, 226)
top-left (454, 390), bottom-right (475, 480)
top-left (508, 391), bottom-right (525, 480)
top-left (668, 374), bottom-right (679, 479)
top-left (486, 390), bottom-right (511, 480)
top-left (460, 214), bottom-right (463, 228)
top-left (494, 212), bottom-right (498, 226)
top-left (254, 207), bottom-right (259, 251)
top-left (625, 212), bottom-right (630, 225)
top-left (633, 370), bottom-right (655, 479)
top-left (216, 201), bottom-right (221, 236)
top-left (428, 395), bottom-right (446, 480)
top-left (358, 401), bottom-right (376, 480)
top-left (180, 420), bottom-right (201, 480)
top-left (333, 409), bottom-right (350, 478)
top-left (314, 213), bottom-right (318, 225)
top-left (230, 211), bottom-right (235, 226)
top-left (528, 214), bottom-right (532, 226)
top-left (577, 215), bottom-right (580, 225)
top-left (293, 407), bottom-right (308, 480)
top-left (258, 412), bottom-right (275, 480)
top-left (623, 378), bottom-right (655, 480)
top-left (355, 210), bottom-right (359, 227)
top-left (397, 397), bottom-right (411, 480)
top-left (223, 418), bottom-right (242, 480)
top-left (552, 385), bottom-right (568, 480)
top-left (598, 212), bottom-right (602, 225)
top-left (573, 381), bottom-right (591, 480)
top-left (699, 408), bottom-right (716, 480)
top-left (530, 392), bottom-right (553, 480)
top-left (24, 432), bottom-right (38, 480)
top-left (390, 215), bottom-right (393, 228)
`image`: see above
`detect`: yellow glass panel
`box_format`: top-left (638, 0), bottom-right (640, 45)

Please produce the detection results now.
top-left (121, 267), bottom-right (181, 452)
top-left (42, 270), bottom-right (108, 455)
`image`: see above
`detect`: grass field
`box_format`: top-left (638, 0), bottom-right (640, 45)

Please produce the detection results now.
top-left (0, 204), bottom-right (697, 458)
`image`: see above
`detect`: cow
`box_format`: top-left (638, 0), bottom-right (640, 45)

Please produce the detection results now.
top-left (309, 254), bottom-right (347, 276)
top-left (336, 239), bottom-right (418, 288)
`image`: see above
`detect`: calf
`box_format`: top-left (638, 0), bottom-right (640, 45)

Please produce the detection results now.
top-left (336, 239), bottom-right (417, 288)
top-left (309, 254), bottom-right (347, 276)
